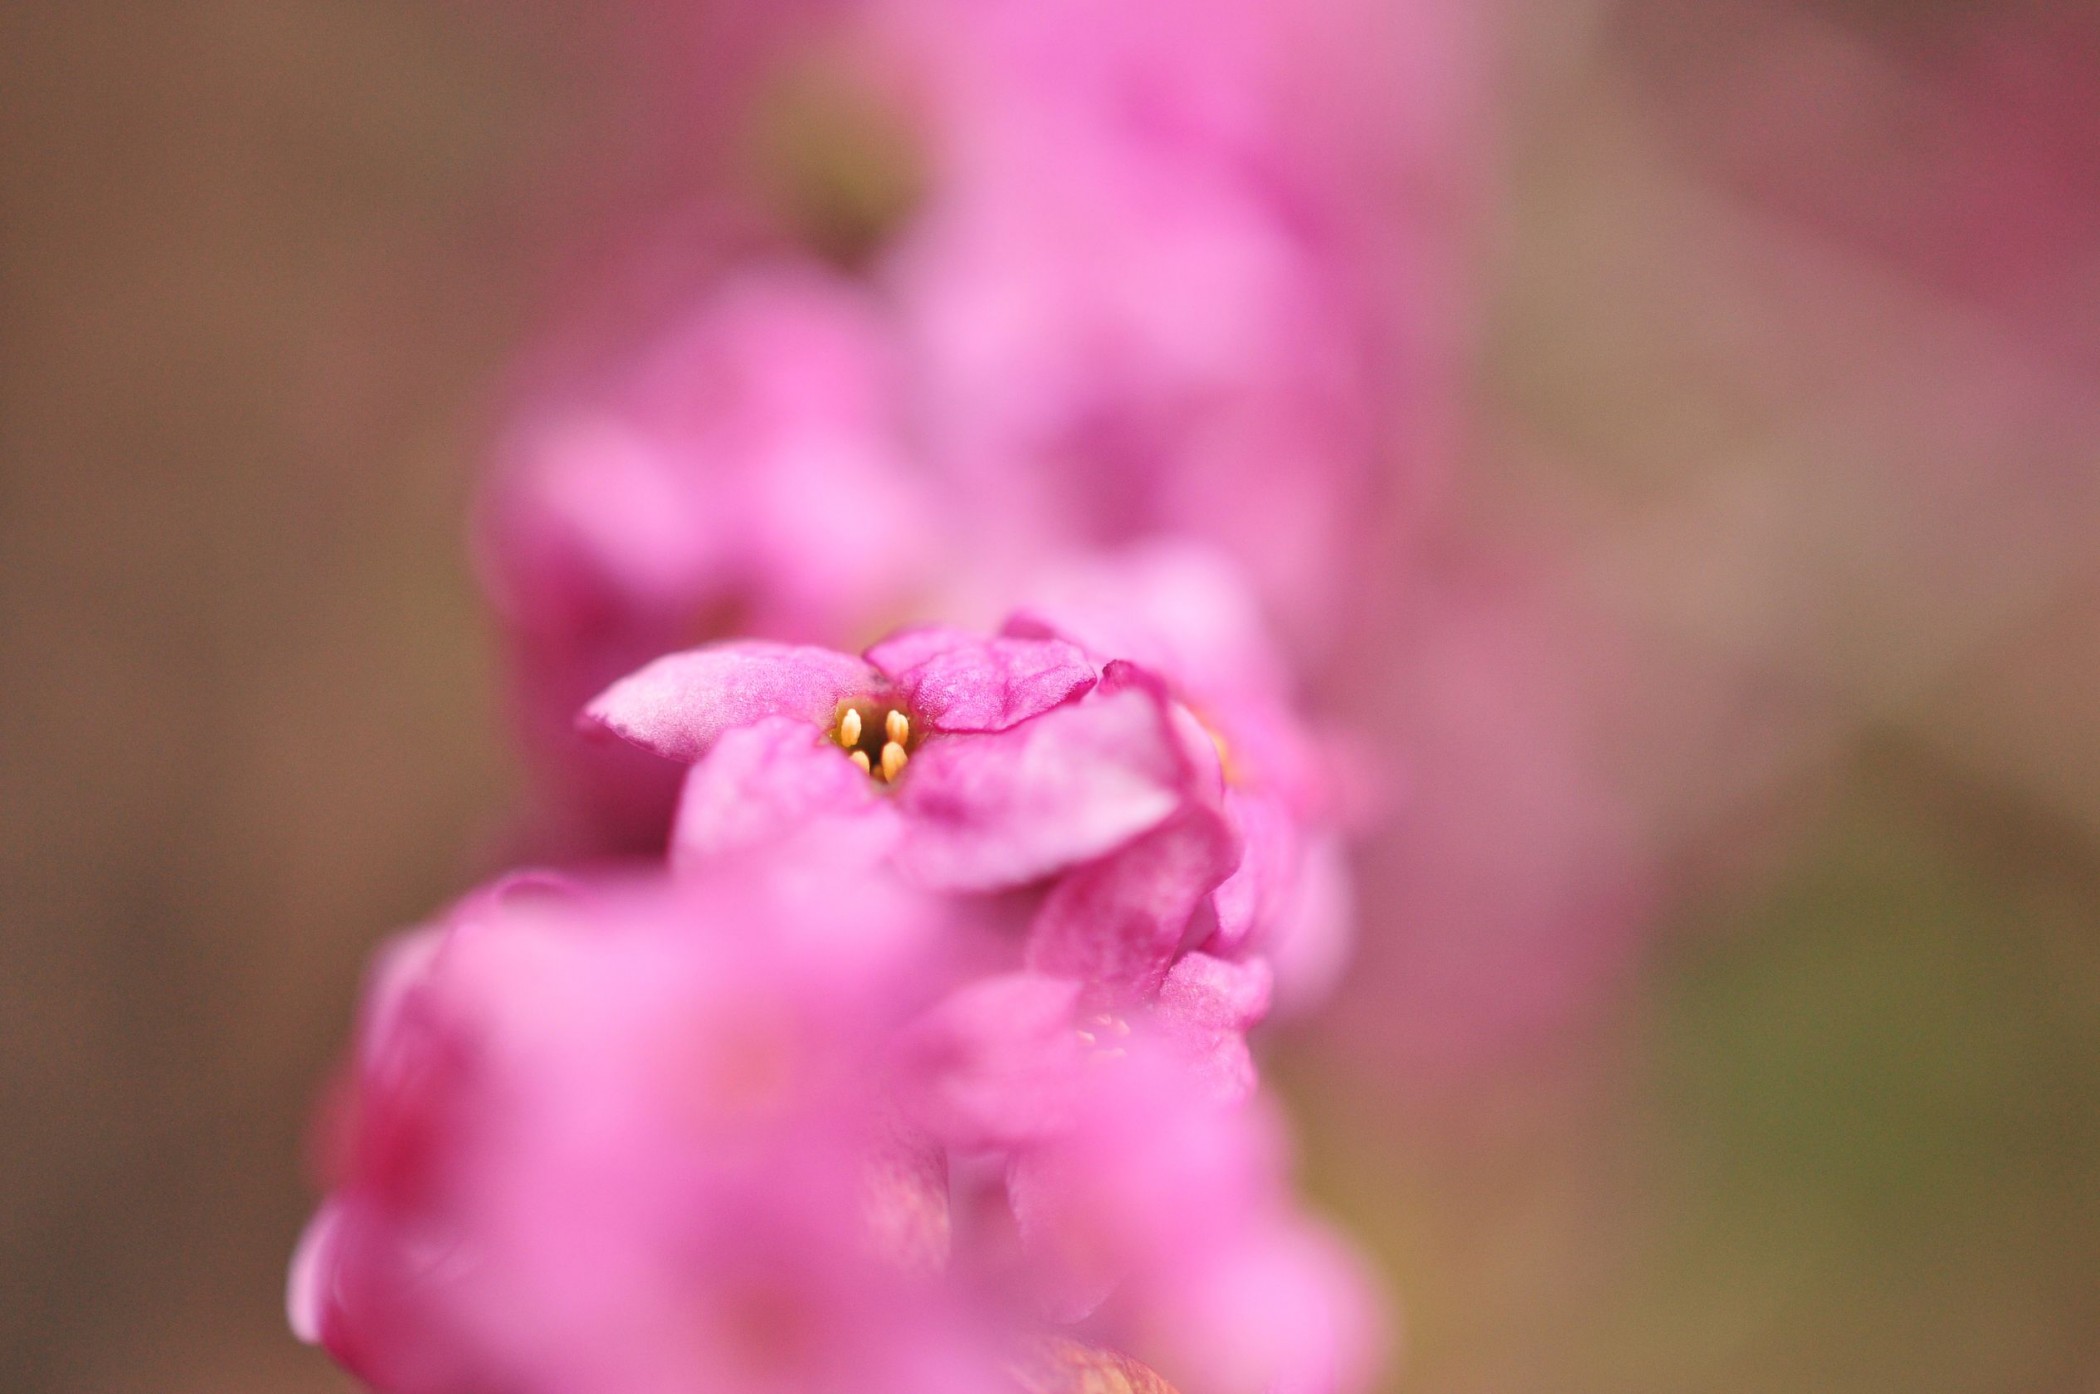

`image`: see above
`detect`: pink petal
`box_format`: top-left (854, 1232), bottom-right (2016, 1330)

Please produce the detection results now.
top-left (893, 973), bottom-right (1085, 1151)
top-left (1159, 951), bottom-right (1272, 1035)
top-left (669, 716), bottom-right (899, 869)
top-left (1026, 807), bottom-right (1241, 995)
top-left (285, 1204), bottom-right (343, 1345)
top-left (1157, 951), bottom-right (1273, 1103)
top-left (580, 641), bottom-right (876, 763)
top-left (1209, 788), bottom-right (1292, 956)
top-left (892, 685), bottom-right (1194, 891)
top-left (866, 625), bottom-right (1098, 733)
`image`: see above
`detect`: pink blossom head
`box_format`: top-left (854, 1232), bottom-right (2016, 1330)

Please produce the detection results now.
top-left (581, 622), bottom-right (1237, 898)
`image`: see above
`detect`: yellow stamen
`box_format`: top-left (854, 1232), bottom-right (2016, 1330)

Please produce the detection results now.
top-left (885, 709), bottom-right (910, 745)
top-left (849, 749), bottom-right (872, 776)
top-left (838, 707), bottom-right (863, 747)
top-left (879, 741), bottom-right (908, 782)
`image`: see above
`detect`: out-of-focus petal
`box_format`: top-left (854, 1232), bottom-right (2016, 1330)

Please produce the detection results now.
top-left (581, 641), bottom-right (876, 762)
top-left (286, 1205), bottom-right (341, 1345)
top-left (1254, 828), bottom-right (1353, 1016)
top-left (1009, 1337), bottom-right (1183, 1394)
top-left (1010, 542), bottom-right (1288, 705)
top-left (867, 625), bottom-right (1099, 732)
top-left (893, 973), bottom-right (1085, 1152)
top-left (862, 1111), bottom-right (952, 1277)
top-left (1157, 1218), bottom-right (1386, 1394)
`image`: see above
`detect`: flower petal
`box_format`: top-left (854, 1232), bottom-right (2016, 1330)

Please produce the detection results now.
top-left (1027, 807), bottom-right (1241, 995)
top-left (892, 684), bottom-right (1195, 891)
top-left (893, 973), bottom-right (1085, 1152)
top-left (1157, 951), bottom-right (1272, 1103)
top-left (581, 641), bottom-right (876, 762)
top-left (866, 624), bottom-right (1097, 733)
top-left (669, 716), bottom-right (899, 870)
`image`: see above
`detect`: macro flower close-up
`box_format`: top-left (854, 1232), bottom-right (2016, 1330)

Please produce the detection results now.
top-left (7, 3), bottom-right (2100, 1394)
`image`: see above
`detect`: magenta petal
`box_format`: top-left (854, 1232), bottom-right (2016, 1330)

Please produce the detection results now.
top-left (669, 716), bottom-right (898, 868)
top-left (892, 685), bottom-right (1195, 891)
top-left (866, 625), bottom-right (1097, 733)
top-left (580, 641), bottom-right (876, 762)
top-left (1027, 806), bottom-right (1242, 995)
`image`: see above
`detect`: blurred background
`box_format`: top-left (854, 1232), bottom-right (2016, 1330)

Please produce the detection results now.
top-left (3, 2), bottom-right (2097, 1391)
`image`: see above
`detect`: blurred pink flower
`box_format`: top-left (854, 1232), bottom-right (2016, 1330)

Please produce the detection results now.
top-left (292, 858), bottom-right (1381, 1394)
top-left (475, 260), bottom-right (937, 852)
top-left (921, 1018), bottom-right (1385, 1394)
top-left (867, 0), bottom-right (1390, 646)
top-left (290, 860), bottom-right (988, 1394)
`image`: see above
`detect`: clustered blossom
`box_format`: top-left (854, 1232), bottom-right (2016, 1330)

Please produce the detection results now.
top-left (299, 0), bottom-right (1426, 1390)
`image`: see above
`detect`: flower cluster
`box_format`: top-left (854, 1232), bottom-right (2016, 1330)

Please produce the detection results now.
top-left (298, 1), bottom-right (1431, 1390)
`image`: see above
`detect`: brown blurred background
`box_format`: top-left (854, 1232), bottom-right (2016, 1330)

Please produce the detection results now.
top-left (4, 2), bottom-right (2098, 1392)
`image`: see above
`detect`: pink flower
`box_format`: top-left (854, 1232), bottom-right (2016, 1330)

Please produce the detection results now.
top-left (474, 259), bottom-right (937, 852)
top-left (581, 625), bottom-right (1231, 895)
top-left (1012, 546), bottom-right (1357, 1014)
top-left (290, 859), bottom-right (992, 1394)
top-left (291, 858), bottom-right (1380, 1394)
top-left (584, 619), bottom-right (1277, 1090)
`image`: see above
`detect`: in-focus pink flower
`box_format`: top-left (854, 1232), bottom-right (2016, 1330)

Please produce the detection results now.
top-left (581, 624), bottom-right (1233, 896)
top-left (475, 259), bottom-right (937, 852)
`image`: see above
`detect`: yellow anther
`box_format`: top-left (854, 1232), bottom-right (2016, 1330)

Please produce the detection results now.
top-left (849, 749), bottom-right (873, 776)
top-left (838, 707), bottom-right (863, 747)
top-left (879, 740), bottom-right (909, 782)
top-left (885, 709), bottom-right (911, 745)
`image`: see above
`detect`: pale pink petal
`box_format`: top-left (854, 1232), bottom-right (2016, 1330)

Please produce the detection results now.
top-left (1258, 829), bottom-right (1354, 1016)
top-left (1010, 542), bottom-right (1288, 704)
top-left (286, 1204), bottom-right (343, 1344)
top-left (581, 641), bottom-right (876, 762)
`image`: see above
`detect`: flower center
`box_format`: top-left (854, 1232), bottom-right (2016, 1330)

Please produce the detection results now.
top-left (832, 700), bottom-right (917, 783)
top-left (1075, 1012), bottom-right (1130, 1062)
